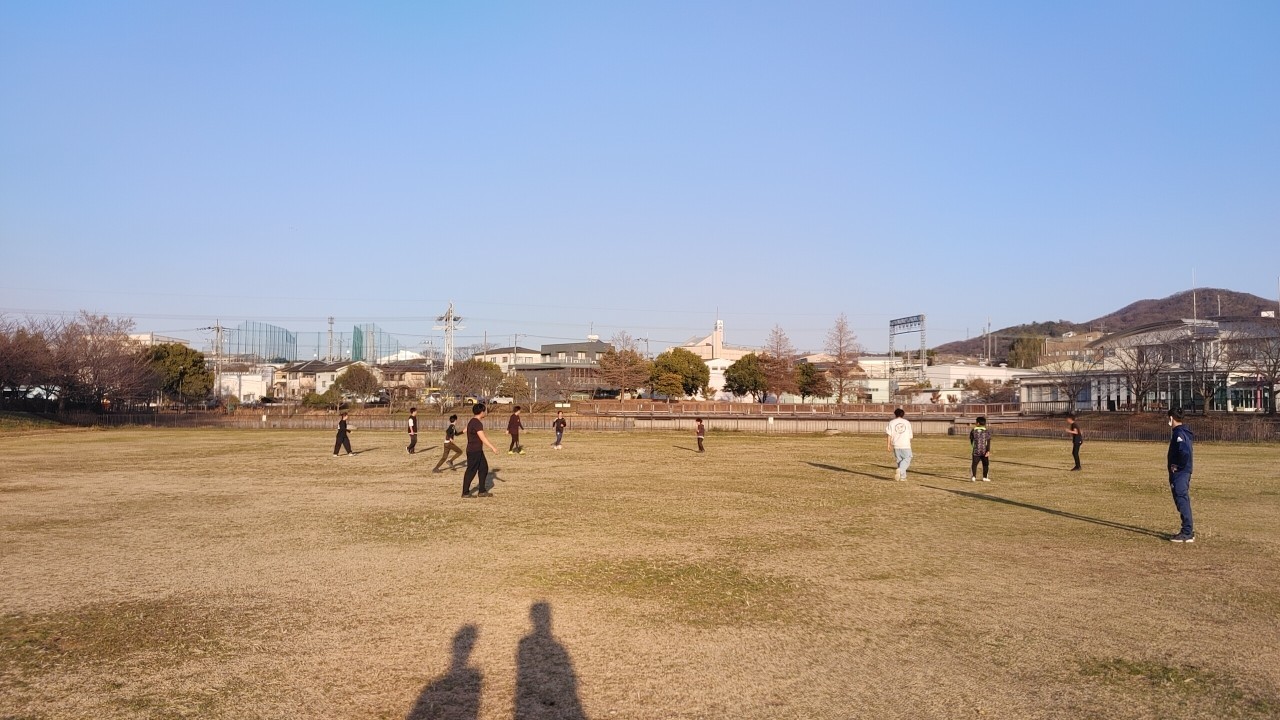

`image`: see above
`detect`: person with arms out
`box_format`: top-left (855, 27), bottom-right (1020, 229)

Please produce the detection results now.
top-left (463, 403), bottom-right (500, 498)
top-left (1066, 412), bottom-right (1083, 470)
top-left (333, 411), bottom-right (354, 457)
top-left (432, 414), bottom-right (464, 473)
top-left (1167, 408), bottom-right (1196, 542)
top-left (552, 411), bottom-right (567, 449)
top-left (886, 408), bottom-right (913, 481)
top-left (507, 406), bottom-right (525, 455)
top-left (695, 418), bottom-right (706, 453)
top-left (969, 416), bottom-right (991, 481)
top-left (406, 407), bottom-right (419, 454)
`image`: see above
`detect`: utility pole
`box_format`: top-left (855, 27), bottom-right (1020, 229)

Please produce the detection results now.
top-left (199, 321), bottom-right (225, 404)
top-left (434, 302), bottom-right (464, 370)
top-left (327, 317), bottom-right (334, 361)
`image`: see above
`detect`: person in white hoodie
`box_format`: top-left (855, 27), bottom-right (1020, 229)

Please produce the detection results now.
top-left (885, 408), bottom-right (913, 481)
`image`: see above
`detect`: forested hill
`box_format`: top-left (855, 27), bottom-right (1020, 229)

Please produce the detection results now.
top-left (933, 288), bottom-right (1276, 360)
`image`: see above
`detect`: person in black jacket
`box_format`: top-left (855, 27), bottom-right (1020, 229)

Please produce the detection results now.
top-left (1167, 408), bottom-right (1196, 543)
top-left (1066, 413), bottom-right (1083, 470)
top-left (433, 414), bottom-right (463, 473)
top-left (333, 412), bottom-right (353, 456)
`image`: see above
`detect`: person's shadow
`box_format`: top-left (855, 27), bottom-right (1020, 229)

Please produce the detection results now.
top-left (406, 625), bottom-right (482, 720)
top-left (515, 602), bottom-right (587, 720)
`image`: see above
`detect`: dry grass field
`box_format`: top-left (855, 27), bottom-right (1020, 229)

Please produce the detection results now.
top-left (2, 424), bottom-right (1278, 719)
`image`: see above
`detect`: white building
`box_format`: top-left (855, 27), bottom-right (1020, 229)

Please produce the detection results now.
top-left (472, 346), bottom-right (544, 373)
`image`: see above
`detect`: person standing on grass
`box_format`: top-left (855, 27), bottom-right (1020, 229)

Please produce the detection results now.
top-left (1166, 408), bottom-right (1196, 543)
top-left (969, 416), bottom-right (991, 481)
top-left (433, 414), bottom-right (464, 473)
top-left (695, 418), bottom-right (706, 453)
top-left (886, 408), bottom-right (913, 481)
top-left (552, 410), bottom-right (567, 449)
top-left (463, 403), bottom-right (500, 498)
top-left (1066, 412), bottom-right (1083, 470)
top-left (507, 405), bottom-right (525, 455)
top-left (406, 407), bottom-right (419, 454)
top-left (333, 411), bottom-right (353, 456)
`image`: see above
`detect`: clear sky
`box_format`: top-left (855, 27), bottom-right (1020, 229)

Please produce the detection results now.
top-left (2, 1), bottom-right (1278, 356)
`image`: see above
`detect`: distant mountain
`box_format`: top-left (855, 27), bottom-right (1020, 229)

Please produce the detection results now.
top-left (934, 288), bottom-right (1277, 361)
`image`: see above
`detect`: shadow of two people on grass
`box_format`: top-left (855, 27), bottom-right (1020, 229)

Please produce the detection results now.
top-left (406, 601), bottom-right (586, 720)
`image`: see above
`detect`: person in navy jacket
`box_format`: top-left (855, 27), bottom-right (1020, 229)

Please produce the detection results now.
top-left (1166, 408), bottom-right (1195, 543)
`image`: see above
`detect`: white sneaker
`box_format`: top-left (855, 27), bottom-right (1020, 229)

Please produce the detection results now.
top-left (982, 477), bottom-right (990, 482)
top-left (971, 476), bottom-right (977, 482)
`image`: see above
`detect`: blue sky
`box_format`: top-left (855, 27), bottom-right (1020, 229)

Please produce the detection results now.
top-left (2, 1), bottom-right (1277, 356)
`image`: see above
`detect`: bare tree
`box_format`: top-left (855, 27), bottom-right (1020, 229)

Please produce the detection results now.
top-left (1107, 334), bottom-right (1174, 412)
top-left (760, 325), bottom-right (799, 401)
top-left (824, 314), bottom-right (861, 404)
top-left (0, 318), bottom-right (53, 408)
top-left (1043, 350), bottom-right (1103, 413)
top-left (444, 359), bottom-right (504, 400)
top-left (1235, 322), bottom-right (1280, 414)
top-left (1173, 328), bottom-right (1246, 413)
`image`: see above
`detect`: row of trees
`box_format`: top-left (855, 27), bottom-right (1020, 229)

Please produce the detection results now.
top-left (0, 313), bottom-right (215, 411)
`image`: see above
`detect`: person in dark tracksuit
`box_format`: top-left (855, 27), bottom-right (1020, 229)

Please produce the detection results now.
top-left (333, 412), bottom-right (353, 456)
top-left (552, 411), bottom-right (567, 449)
top-left (1066, 413), bottom-right (1083, 470)
top-left (969, 416), bottom-right (990, 481)
top-left (507, 406), bottom-right (525, 454)
top-left (407, 407), bottom-right (419, 454)
top-left (463, 403), bottom-right (499, 498)
top-left (433, 414), bottom-right (464, 472)
top-left (1167, 408), bottom-right (1196, 543)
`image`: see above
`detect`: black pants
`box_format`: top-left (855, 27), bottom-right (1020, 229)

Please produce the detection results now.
top-left (970, 455), bottom-right (989, 478)
top-left (509, 432), bottom-right (521, 452)
top-left (407, 434), bottom-right (418, 454)
top-left (463, 450), bottom-right (488, 495)
top-left (334, 432), bottom-right (351, 455)
top-left (697, 436), bottom-right (704, 452)
top-left (1072, 441), bottom-right (1081, 469)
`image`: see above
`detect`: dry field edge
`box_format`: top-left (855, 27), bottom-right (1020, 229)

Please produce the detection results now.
top-left (1, 427), bottom-right (1277, 719)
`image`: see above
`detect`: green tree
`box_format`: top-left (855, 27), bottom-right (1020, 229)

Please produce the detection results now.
top-left (795, 362), bottom-right (832, 403)
top-left (653, 372), bottom-right (686, 402)
top-left (1008, 335), bottom-right (1043, 369)
top-left (650, 347), bottom-right (709, 398)
top-left (723, 353), bottom-right (768, 401)
top-left (146, 343), bottom-right (213, 404)
top-left (336, 364), bottom-right (381, 400)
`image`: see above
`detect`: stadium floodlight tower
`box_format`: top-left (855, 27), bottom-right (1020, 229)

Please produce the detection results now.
top-left (434, 302), bottom-right (465, 370)
top-left (888, 314), bottom-right (927, 384)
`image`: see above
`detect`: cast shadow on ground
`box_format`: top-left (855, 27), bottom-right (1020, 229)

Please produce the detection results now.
top-left (406, 625), bottom-right (482, 720)
top-left (803, 462), bottom-right (891, 482)
top-left (920, 485), bottom-right (1165, 538)
top-left (406, 603), bottom-right (587, 720)
top-left (412, 445), bottom-right (439, 456)
top-left (672, 445), bottom-right (699, 453)
top-left (515, 601), bottom-right (587, 720)
top-left (989, 458), bottom-right (1071, 471)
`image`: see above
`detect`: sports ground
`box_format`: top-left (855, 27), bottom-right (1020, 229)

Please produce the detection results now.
top-left (2, 426), bottom-right (1278, 719)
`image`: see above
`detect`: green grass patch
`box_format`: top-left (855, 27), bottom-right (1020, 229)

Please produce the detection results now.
top-left (1081, 657), bottom-right (1280, 719)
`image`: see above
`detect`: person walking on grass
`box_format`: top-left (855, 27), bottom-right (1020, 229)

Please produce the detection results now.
top-left (1066, 412), bottom-right (1083, 470)
top-left (695, 418), bottom-right (706, 453)
top-left (886, 408), bottom-right (913, 481)
top-left (333, 411), bottom-right (354, 456)
top-left (969, 416), bottom-right (991, 481)
top-left (552, 411), bottom-right (567, 449)
top-left (432, 414), bottom-right (464, 473)
top-left (463, 404), bottom-right (500, 498)
top-left (1167, 408), bottom-right (1196, 543)
top-left (406, 407), bottom-right (419, 454)
top-left (507, 405), bottom-right (525, 455)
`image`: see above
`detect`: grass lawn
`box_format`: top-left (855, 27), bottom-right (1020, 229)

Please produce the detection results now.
top-left (1, 426), bottom-right (1278, 719)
